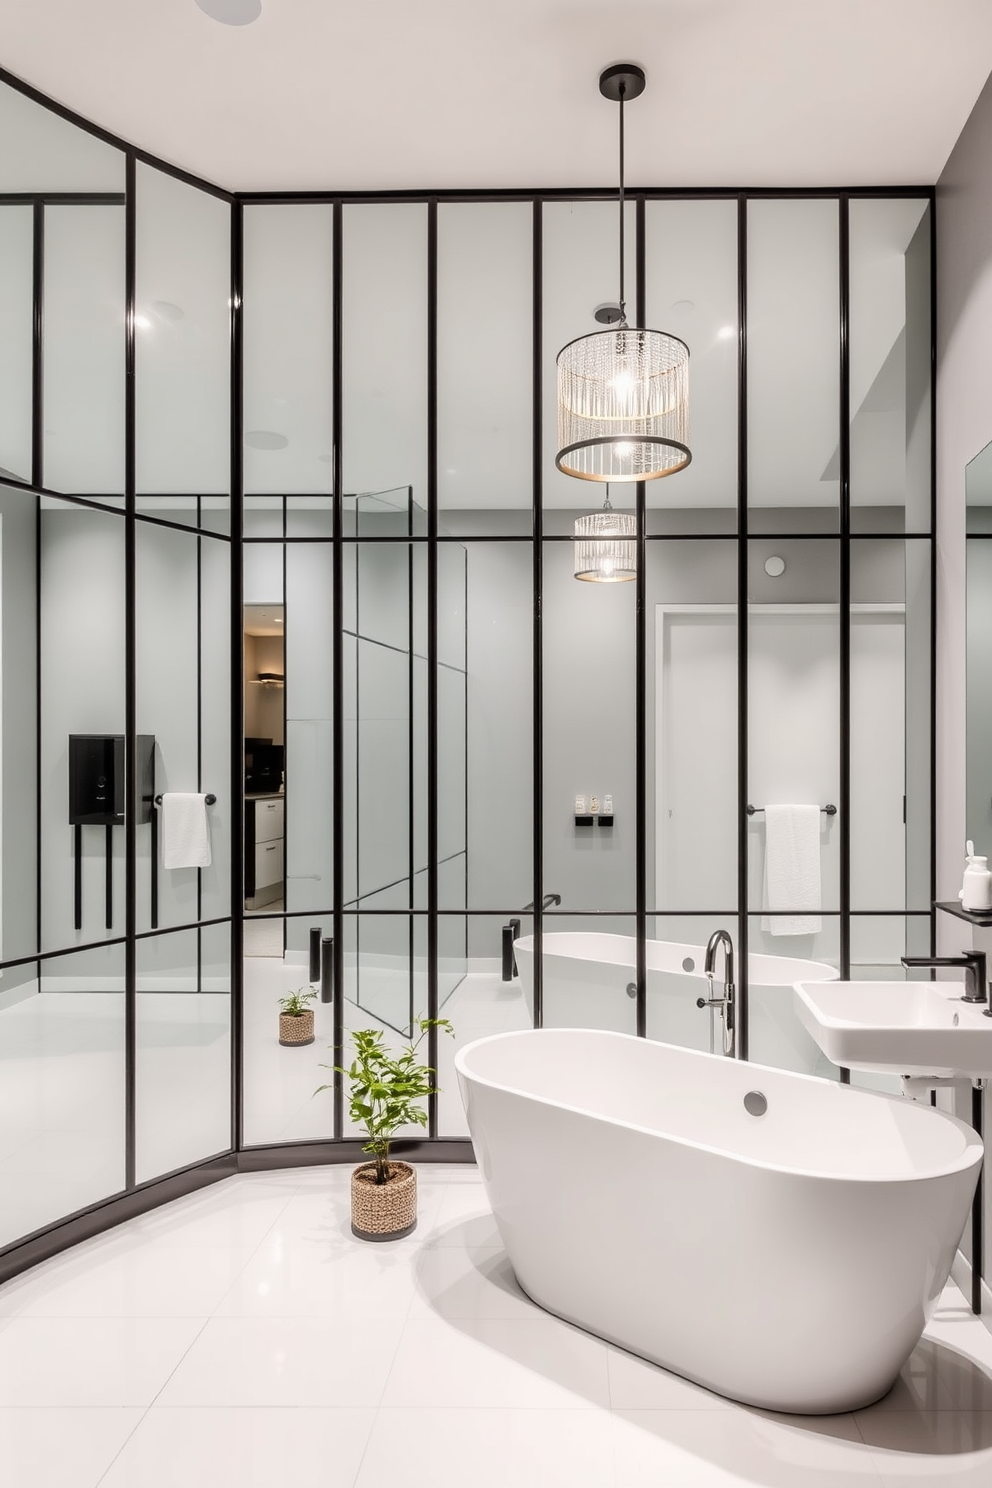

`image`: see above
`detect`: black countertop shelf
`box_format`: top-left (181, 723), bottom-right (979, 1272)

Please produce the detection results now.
top-left (935, 900), bottom-right (992, 928)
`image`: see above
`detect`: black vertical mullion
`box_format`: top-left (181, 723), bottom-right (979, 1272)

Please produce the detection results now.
top-left (928, 192), bottom-right (937, 958)
top-left (230, 198), bottom-right (245, 1151)
top-left (427, 199), bottom-right (439, 1134)
top-left (31, 203), bottom-right (43, 490)
top-left (736, 194), bottom-right (749, 1062)
top-left (532, 200), bottom-right (543, 1029)
top-left (634, 195), bottom-right (646, 1038)
top-left (196, 520), bottom-right (202, 989)
top-left (331, 200), bottom-right (344, 1142)
top-left (33, 203), bottom-right (43, 971)
top-left (124, 150), bottom-right (137, 1188)
top-left (839, 196), bottom-right (851, 990)
top-left (407, 512), bottom-right (415, 1040)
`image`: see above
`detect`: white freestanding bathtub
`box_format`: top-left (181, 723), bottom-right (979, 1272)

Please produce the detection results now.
top-left (456, 1028), bottom-right (982, 1414)
top-left (513, 931), bottom-right (837, 1071)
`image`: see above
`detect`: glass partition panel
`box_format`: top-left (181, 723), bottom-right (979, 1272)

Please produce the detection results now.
top-left (747, 540), bottom-right (841, 929)
top-left (135, 927), bottom-right (231, 1183)
top-left (645, 200), bottom-right (738, 534)
top-left (285, 544), bottom-right (332, 917)
top-left (458, 542), bottom-right (532, 912)
top-left (645, 914), bottom-right (740, 1054)
top-left (0, 206), bottom-right (33, 483)
top-left (243, 934), bottom-right (331, 1147)
top-left (343, 204), bottom-right (427, 505)
top-left (243, 205), bottom-right (334, 494)
top-left (542, 539), bottom-right (635, 913)
top-left (747, 199), bottom-right (839, 531)
top-left (135, 164), bottom-right (230, 497)
top-left (542, 201), bottom-right (637, 529)
top-left (0, 484), bottom-right (38, 968)
top-left (437, 913), bottom-right (532, 1138)
top-left (135, 520), bottom-right (197, 933)
top-left (849, 199), bottom-right (931, 534)
top-left (747, 913), bottom-right (840, 1075)
top-left (437, 202), bottom-right (533, 536)
top-left (850, 539), bottom-right (931, 913)
top-left (647, 539), bottom-right (738, 912)
top-left (44, 205), bottom-right (126, 496)
top-left (40, 502), bottom-right (125, 951)
top-left (538, 913), bottom-right (637, 1033)
top-left (0, 82), bottom-right (124, 192)
top-left (0, 942), bottom-right (125, 1249)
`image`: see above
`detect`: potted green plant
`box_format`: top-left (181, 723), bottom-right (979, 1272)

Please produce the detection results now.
top-left (278, 986), bottom-right (317, 1047)
top-left (318, 1018), bottom-right (453, 1240)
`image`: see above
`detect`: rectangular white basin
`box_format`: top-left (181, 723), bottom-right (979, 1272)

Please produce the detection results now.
top-left (793, 979), bottom-right (992, 1077)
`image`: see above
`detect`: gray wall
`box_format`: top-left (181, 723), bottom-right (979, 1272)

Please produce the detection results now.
top-left (935, 66), bottom-right (992, 1297)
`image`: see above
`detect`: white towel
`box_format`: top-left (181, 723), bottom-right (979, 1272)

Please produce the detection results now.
top-left (760, 804), bottom-right (821, 936)
top-left (161, 793), bottom-right (211, 870)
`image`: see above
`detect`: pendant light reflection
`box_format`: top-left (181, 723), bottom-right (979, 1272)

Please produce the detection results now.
top-left (556, 64), bottom-right (691, 484)
top-left (573, 487), bottom-right (637, 583)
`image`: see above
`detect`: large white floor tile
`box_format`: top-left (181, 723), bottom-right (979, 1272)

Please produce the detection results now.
top-left (0, 1317), bottom-right (205, 1407)
top-left (611, 1408), bottom-right (879, 1487)
top-left (214, 1232), bottom-right (420, 1318)
top-left (422, 1183), bottom-right (501, 1248)
top-left (857, 1410), bottom-right (992, 1484)
top-left (0, 1407), bottom-right (143, 1488)
top-left (0, 1243), bottom-right (256, 1318)
top-left (156, 1315), bottom-right (406, 1407)
top-left (608, 1345), bottom-right (737, 1410)
top-left (381, 1315), bottom-right (611, 1409)
top-left (121, 1183), bottom-right (292, 1249)
top-left (355, 1407), bottom-right (615, 1488)
top-left (98, 1407), bottom-right (376, 1488)
top-left (410, 1245), bottom-right (535, 1320)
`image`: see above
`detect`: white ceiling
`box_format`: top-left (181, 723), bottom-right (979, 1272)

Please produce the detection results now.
top-left (0, 0), bottom-right (990, 192)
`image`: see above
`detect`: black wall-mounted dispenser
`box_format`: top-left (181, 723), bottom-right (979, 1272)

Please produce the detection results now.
top-left (69, 735), bottom-right (156, 931)
top-left (69, 735), bottom-right (155, 826)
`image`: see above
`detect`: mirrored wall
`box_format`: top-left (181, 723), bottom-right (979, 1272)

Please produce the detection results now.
top-left (0, 76), bottom-right (234, 1266)
top-left (240, 190), bottom-right (934, 1145)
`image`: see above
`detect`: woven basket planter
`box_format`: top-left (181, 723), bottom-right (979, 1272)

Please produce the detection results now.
top-left (278, 1009), bottom-right (315, 1047)
top-left (351, 1161), bottom-right (417, 1241)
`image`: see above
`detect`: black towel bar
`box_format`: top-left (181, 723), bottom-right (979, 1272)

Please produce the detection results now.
top-left (747, 804), bottom-right (836, 816)
top-left (154, 793), bottom-right (217, 806)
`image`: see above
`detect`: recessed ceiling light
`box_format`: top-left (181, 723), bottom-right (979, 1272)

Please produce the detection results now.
top-left (194, 0), bottom-right (262, 25)
top-left (764, 555), bottom-right (786, 577)
top-left (671, 299), bottom-right (695, 315)
top-left (152, 300), bottom-right (185, 322)
top-left (245, 430), bottom-right (288, 450)
top-left (717, 324), bottom-right (735, 340)
top-left (135, 314), bottom-right (152, 330)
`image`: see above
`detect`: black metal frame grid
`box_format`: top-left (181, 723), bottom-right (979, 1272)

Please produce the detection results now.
top-left (0, 63), bottom-right (938, 1286)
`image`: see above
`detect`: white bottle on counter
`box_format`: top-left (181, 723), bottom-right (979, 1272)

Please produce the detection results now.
top-left (960, 841), bottom-right (992, 912)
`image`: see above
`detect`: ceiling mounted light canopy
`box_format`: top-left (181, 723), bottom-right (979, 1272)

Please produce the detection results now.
top-left (194, 0), bottom-right (262, 25)
top-left (557, 64), bottom-right (691, 484)
top-left (573, 487), bottom-right (637, 583)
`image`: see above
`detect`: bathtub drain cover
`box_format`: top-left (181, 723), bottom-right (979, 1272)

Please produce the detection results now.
top-left (743, 1091), bottom-right (767, 1117)
top-left (682, 957), bottom-right (695, 972)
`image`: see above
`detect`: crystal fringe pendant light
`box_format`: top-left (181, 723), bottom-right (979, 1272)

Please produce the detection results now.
top-left (557, 64), bottom-right (691, 485)
top-left (573, 487), bottom-right (636, 582)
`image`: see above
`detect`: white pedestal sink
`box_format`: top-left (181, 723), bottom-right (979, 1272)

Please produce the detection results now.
top-left (792, 979), bottom-right (992, 1078)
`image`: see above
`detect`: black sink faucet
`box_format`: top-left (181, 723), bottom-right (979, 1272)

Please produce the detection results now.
top-left (901, 951), bottom-right (989, 1009)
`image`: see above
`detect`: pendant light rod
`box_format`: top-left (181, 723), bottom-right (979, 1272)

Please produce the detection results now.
top-left (618, 86), bottom-right (626, 324)
top-left (599, 63), bottom-right (645, 328)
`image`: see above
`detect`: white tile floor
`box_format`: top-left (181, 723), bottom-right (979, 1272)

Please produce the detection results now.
top-left (1, 1165), bottom-right (991, 1487)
